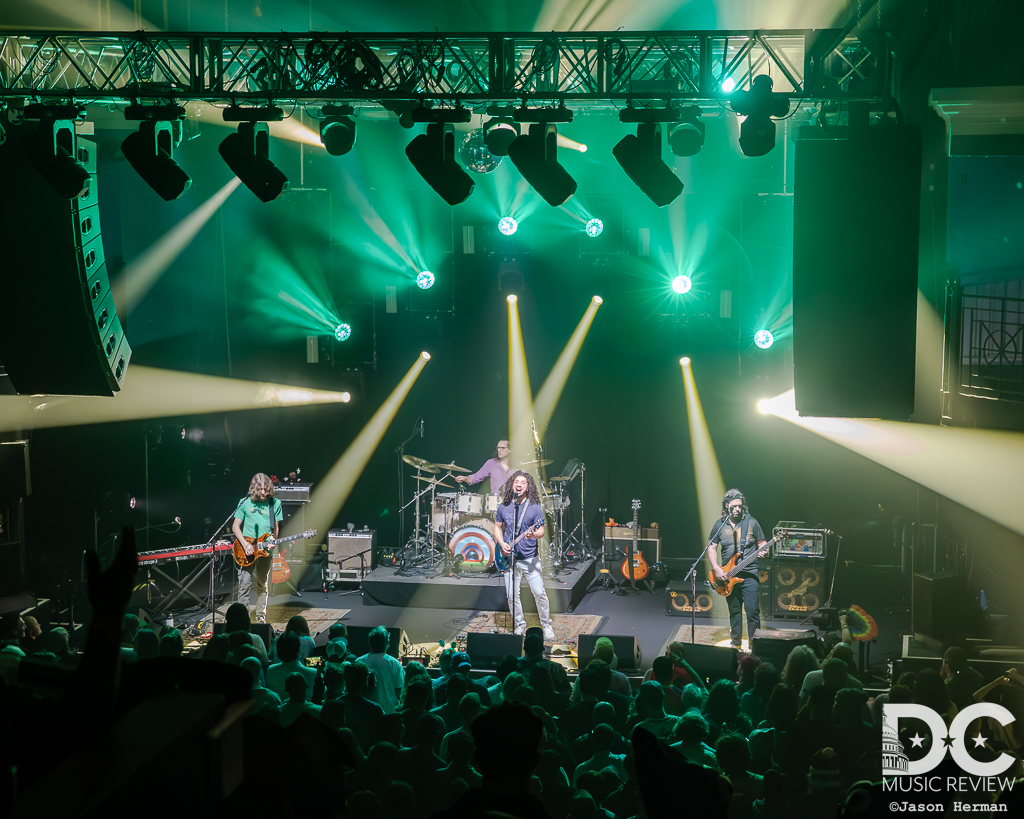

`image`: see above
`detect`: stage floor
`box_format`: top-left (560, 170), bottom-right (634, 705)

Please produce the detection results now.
top-left (360, 559), bottom-right (596, 613)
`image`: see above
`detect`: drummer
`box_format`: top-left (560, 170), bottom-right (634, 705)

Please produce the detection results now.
top-left (455, 439), bottom-right (514, 495)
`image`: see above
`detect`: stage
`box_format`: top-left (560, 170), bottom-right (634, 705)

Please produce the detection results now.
top-left (360, 558), bottom-right (596, 613)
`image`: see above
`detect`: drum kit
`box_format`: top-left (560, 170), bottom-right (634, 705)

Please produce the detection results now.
top-left (398, 453), bottom-right (591, 576)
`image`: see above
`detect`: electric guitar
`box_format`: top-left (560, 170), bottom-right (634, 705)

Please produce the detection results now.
top-left (272, 544), bottom-right (291, 584)
top-left (620, 499), bottom-right (650, 584)
top-left (706, 531), bottom-right (785, 597)
top-left (494, 522), bottom-right (543, 574)
top-left (233, 529), bottom-right (316, 568)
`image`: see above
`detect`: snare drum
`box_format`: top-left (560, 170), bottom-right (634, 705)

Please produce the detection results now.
top-left (449, 520), bottom-right (496, 572)
top-left (541, 493), bottom-right (570, 515)
top-left (457, 494), bottom-right (484, 516)
top-left (485, 493), bottom-right (500, 514)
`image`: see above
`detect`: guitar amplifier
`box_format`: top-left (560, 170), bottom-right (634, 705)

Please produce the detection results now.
top-left (275, 483), bottom-right (312, 502)
top-left (771, 558), bottom-right (825, 619)
top-left (603, 528), bottom-right (661, 563)
top-left (665, 581), bottom-right (716, 618)
top-left (773, 527), bottom-right (827, 558)
top-left (327, 529), bottom-right (375, 580)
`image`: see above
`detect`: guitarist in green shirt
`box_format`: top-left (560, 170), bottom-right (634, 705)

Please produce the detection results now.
top-left (231, 473), bottom-right (283, 624)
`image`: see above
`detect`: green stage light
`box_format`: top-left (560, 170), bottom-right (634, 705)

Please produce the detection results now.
top-left (585, 218), bottom-right (603, 238)
top-left (416, 270), bottom-right (435, 290)
top-left (335, 323), bottom-right (352, 341)
top-left (754, 329), bottom-right (775, 349)
top-left (672, 275), bottom-right (692, 294)
top-left (498, 216), bottom-right (518, 236)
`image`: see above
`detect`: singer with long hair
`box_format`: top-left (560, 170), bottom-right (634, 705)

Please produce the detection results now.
top-left (231, 472), bottom-right (282, 624)
top-left (705, 489), bottom-right (769, 649)
top-left (494, 471), bottom-right (555, 642)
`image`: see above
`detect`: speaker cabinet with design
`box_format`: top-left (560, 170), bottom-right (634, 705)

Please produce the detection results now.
top-left (465, 632), bottom-right (524, 668)
top-left (0, 123), bottom-right (131, 396)
top-left (771, 559), bottom-right (825, 620)
top-left (344, 626), bottom-right (411, 659)
top-left (665, 581), bottom-right (716, 618)
top-left (577, 634), bottom-right (642, 671)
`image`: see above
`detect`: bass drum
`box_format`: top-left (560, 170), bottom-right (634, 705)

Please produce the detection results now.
top-left (449, 520), bottom-right (496, 572)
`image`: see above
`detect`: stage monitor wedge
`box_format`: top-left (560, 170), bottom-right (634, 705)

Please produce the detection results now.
top-left (792, 127), bottom-right (921, 419)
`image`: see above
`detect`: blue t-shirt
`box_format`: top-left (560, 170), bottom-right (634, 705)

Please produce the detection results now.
top-left (495, 500), bottom-right (545, 558)
top-left (234, 496), bottom-right (283, 538)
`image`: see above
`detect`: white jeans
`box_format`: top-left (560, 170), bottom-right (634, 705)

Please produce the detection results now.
top-left (503, 555), bottom-right (552, 631)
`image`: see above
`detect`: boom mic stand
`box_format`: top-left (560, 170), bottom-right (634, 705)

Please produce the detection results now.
top-left (683, 515), bottom-right (731, 645)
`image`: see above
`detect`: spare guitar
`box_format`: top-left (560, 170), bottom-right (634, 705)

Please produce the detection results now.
top-left (272, 544), bottom-right (291, 584)
top-left (494, 523), bottom-right (543, 574)
top-left (706, 531), bottom-right (785, 597)
top-left (233, 529), bottom-right (316, 569)
top-left (620, 499), bottom-right (650, 585)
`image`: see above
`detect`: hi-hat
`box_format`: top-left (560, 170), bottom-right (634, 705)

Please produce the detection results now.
top-left (519, 458), bottom-right (553, 468)
top-left (403, 454), bottom-right (439, 473)
top-left (436, 461), bottom-right (471, 473)
top-left (547, 475), bottom-right (572, 482)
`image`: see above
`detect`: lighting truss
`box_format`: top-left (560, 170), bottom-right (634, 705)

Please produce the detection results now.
top-left (0, 30), bottom-right (889, 107)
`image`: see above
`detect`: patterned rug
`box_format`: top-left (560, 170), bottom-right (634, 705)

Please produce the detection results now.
top-left (452, 611), bottom-right (605, 647)
top-left (266, 605), bottom-right (350, 636)
top-left (670, 622), bottom-right (740, 648)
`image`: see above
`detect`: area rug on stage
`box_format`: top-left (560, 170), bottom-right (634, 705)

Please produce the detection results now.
top-left (266, 605), bottom-right (349, 635)
top-left (453, 611), bottom-right (605, 647)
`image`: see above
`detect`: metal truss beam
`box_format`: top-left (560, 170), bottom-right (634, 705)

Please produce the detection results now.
top-left (0, 30), bottom-right (888, 109)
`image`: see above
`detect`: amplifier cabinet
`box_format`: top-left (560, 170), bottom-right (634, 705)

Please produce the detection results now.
top-left (327, 530), bottom-right (375, 580)
top-left (665, 581), bottom-right (715, 617)
top-left (603, 529), bottom-right (661, 564)
top-left (770, 558), bottom-right (825, 619)
top-left (275, 484), bottom-right (312, 502)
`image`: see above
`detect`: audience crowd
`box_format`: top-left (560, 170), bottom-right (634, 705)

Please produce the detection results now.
top-left (1, 533), bottom-right (1022, 818)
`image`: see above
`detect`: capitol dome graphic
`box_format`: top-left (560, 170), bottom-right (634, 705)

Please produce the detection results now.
top-left (882, 714), bottom-right (910, 775)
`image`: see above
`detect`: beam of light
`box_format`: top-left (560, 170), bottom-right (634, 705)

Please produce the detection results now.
top-left (339, 167), bottom-right (418, 273)
top-left (249, 244), bottom-right (341, 338)
top-left (283, 353), bottom-right (428, 539)
top-left (192, 103), bottom-right (323, 148)
top-left (111, 177), bottom-right (241, 313)
top-left (507, 297), bottom-right (537, 470)
top-left (533, 297), bottom-right (602, 439)
top-left (0, 366), bottom-right (350, 432)
top-left (681, 358), bottom-right (729, 618)
top-left (557, 133), bottom-right (587, 153)
top-left (759, 389), bottom-right (1024, 539)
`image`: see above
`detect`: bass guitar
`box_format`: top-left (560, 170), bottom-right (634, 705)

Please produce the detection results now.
top-left (494, 523), bottom-right (543, 574)
top-left (706, 531), bottom-right (785, 597)
top-left (233, 529), bottom-right (316, 569)
top-left (620, 499), bottom-right (650, 584)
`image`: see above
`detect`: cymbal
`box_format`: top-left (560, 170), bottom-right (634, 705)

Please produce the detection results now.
top-left (403, 454), bottom-right (439, 473)
top-left (414, 475), bottom-right (454, 488)
top-left (436, 461), bottom-right (471, 473)
top-left (547, 475), bottom-right (572, 482)
top-left (518, 458), bottom-right (553, 468)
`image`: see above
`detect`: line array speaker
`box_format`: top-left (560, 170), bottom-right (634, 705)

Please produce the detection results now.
top-left (0, 121), bottom-right (131, 395)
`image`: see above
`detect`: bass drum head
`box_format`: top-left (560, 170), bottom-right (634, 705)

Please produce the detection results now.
top-left (449, 520), bottom-right (496, 572)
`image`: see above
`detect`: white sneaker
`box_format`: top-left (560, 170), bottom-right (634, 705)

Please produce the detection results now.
top-left (514, 626), bottom-right (526, 636)
top-left (542, 625), bottom-right (556, 642)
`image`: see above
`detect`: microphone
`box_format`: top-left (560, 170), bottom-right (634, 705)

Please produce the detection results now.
top-left (420, 418), bottom-right (424, 439)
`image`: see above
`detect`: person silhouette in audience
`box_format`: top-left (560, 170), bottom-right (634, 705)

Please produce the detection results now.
top-left (343, 660), bottom-right (385, 753)
top-left (223, 602), bottom-right (270, 666)
top-left (358, 626), bottom-right (405, 715)
top-left (572, 723), bottom-right (628, 787)
top-left (276, 671), bottom-right (322, 726)
top-left (240, 655), bottom-right (281, 718)
top-left (265, 632), bottom-right (316, 700)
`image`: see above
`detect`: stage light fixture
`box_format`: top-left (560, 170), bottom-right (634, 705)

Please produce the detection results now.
top-left (731, 74), bottom-right (791, 158)
top-left (121, 119), bottom-right (192, 201)
top-left (672, 275), bottom-right (692, 294)
top-left (507, 294), bottom-right (518, 304)
top-left (319, 105), bottom-right (356, 156)
top-left (669, 106), bottom-right (706, 157)
top-left (335, 323), bottom-right (352, 341)
top-left (721, 77), bottom-right (737, 93)
top-left (592, 296), bottom-right (603, 305)
top-left (498, 216), bottom-right (518, 236)
top-left (218, 121), bottom-right (289, 202)
top-left (612, 121), bottom-right (683, 207)
top-left (754, 329), bottom-right (775, 349)
top-left (585, 218), bottom-right (604, 238)
top-left (23, 114), bottom-right (90, 199)
top-left (421, 351), bottom-right (431, 361)
top-left (681, 356), bottom-right (691, 366)
top-left (483, 116), bottom-right (520, 156)
top-left (507, 123), bottom-right (577, 207)
top-left (416, 270), bottom-right (435, 290)
top-left (405, 122), bottom-right (475, 205)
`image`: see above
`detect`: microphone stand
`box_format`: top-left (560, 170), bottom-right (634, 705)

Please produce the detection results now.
top-left (394, 419), bottom-right (423, 567)
top-left (684, 515), bottom-right (731, 645)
